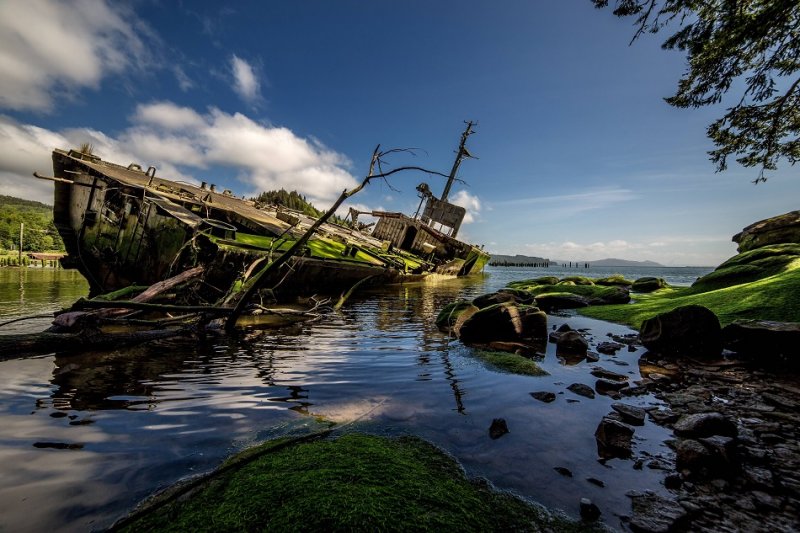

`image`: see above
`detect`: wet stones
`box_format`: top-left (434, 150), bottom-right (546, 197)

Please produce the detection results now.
top-left (556, 331), bottom-right (588, 356)
top-left (611, 403), bottom-right (646, 426)
top-left (590, 367), bottom-right (628, 381)
top-left (675, 436), bottom-right (738, 478)
top-left (673, 412), bottom-right (738, 438)
top-left (595, 378), bottom-right (628, 397)
top-left (626, 491), bottom-right (687, 533)
top-left (595, 416), bottom-right (634, 459)
top-left (639, 305), bottom-right (723, 358)
top-left (597, 341), bottom-right (624, 355)
top-left (579, 498), bottom-right (601, 521)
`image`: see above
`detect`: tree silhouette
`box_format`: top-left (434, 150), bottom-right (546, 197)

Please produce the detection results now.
top-left (594, 0), bottom-right (800, 182)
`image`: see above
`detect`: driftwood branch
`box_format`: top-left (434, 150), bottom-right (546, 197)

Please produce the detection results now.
top-left (224, 146), bottom-right (446, 331)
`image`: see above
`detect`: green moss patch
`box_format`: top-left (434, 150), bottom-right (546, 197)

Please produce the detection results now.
top-left (594, 274), bottom-right (633, 286)
top-left (119, 434), bottom-right (583, 532)
top-left (473, 350), bottom-right (549, 376)
top-left (581, 259), bottom-right (800, 328)
top-left (691, 244), bottom-right (800, 293)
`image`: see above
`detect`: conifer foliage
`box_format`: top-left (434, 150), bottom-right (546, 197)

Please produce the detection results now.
top-left (594, 0), bottom-right (800, 182)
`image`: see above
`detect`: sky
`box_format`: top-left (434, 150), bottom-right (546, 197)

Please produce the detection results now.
top-left (0, 0), bottom-right (797, 267)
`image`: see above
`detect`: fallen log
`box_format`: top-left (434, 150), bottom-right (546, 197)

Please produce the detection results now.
top-left (52, 267), bottom-right (206, 330)
top-left (0, 328), bottom-right (187, 360)
top-left (70, 299), bottom-right (232, 315)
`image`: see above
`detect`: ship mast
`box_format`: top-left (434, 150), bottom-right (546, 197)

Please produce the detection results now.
top-left (440, 121), bottom-right (475, 202)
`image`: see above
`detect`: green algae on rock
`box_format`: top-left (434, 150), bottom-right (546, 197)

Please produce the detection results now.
top-left (116, 433), bottom-right (588, 532)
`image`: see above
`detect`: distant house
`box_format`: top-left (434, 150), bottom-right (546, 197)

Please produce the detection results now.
top-left (27, 252), bottom-right (65, 261)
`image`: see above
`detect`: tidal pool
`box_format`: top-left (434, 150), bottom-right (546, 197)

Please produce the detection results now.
top-left (0, 267), bottom-right (679, 531)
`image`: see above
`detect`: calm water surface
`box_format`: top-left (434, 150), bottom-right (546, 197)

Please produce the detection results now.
top-left (0, 265), bottom-right (712, 531)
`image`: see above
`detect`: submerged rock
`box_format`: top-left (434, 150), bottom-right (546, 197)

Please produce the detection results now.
top-left (640, 305), bottom-right (722, 357)
top-left (489, 418), bottom-right (509, 440)
top-left (530, 391), bottom-right (556, 403)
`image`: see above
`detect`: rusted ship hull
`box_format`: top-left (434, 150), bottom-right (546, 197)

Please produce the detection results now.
top-left (46, 149), bottom-right (488, 300)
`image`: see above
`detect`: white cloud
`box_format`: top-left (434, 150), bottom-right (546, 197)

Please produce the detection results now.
top-left (173, 66), bottom-right (194, 92)
top-left (0, 103), bottom-right (358, 206)
top-left (449, 189), bottom-right (481, 224)
top-left (133, 102), bottom-right (206, 130)
top-left (230, 55), bottom-right (261, 103)
top-left (0, 0), bottom-right (151, 112)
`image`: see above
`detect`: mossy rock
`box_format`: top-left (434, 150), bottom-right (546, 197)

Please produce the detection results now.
top-left (559, 276), bottom-right (594, 285)
top-left (594, 274), bottom-right (633, 287)
top-left (535, 292), bottom-right (591, 311)
top-left (458, 302), bottom-right (547, 344)
top-left (733, 210), bottom-right (800, 253)
top-left (631, 277), bottom-right (668, 293)
top-left (118, 433), bottom-right (580, 532)
top-left (436, 300), bottom-right (478, 332)
top-left (556, 280), bottom-right (576, 286)
top-left (473, 289), bottom-right (534, 309)
top-left (506, 276), bottom-right (558, 290)
top-left (692, 244), bottom-right (800, 292)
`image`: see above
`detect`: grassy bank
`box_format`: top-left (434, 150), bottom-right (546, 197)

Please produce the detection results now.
top-left (118, 433), bottom-right (588, 532)
top-left (580, 258), bottom-right (800, 328)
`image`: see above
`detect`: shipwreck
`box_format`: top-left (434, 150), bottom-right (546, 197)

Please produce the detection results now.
top-left (34, 123), bottom-right (489, 316)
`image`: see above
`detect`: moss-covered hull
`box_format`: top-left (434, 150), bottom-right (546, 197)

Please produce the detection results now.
top-left (47, 149), bottom-right (488, 299)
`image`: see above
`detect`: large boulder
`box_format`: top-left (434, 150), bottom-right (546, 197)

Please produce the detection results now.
top-left (733, 209), bottom-right (800, 253)
top-left (639, 305), bottom-right (722, 357)
top-left (631, 277), bottom-right (667, 293)
top-left (590, 286), bottom-right (631, 305)
top-left (435, 301), bottom-right (478, 333)
top-left (722, 319), bottom-right (800, 361)
top-left (458, 302), bottom-right (547, 344)
top-left (473, 289), bottom-right (535, 309)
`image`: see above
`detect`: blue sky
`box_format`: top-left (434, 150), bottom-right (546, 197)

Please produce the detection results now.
top-left (1, 0), bottom-right (797, 266)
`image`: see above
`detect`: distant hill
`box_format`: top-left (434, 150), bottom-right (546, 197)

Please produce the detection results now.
top-left (0, 196), bottom-right (64, 252)
top-left (588, 258), bottom-right (663, 267)
top-left (488, 253), bottom-right (663, 268)
top-left (489, 254), bottom-right (551, 266)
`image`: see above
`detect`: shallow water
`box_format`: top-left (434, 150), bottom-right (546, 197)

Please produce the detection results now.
top-left (0, 266), bottom-right (708, 531)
